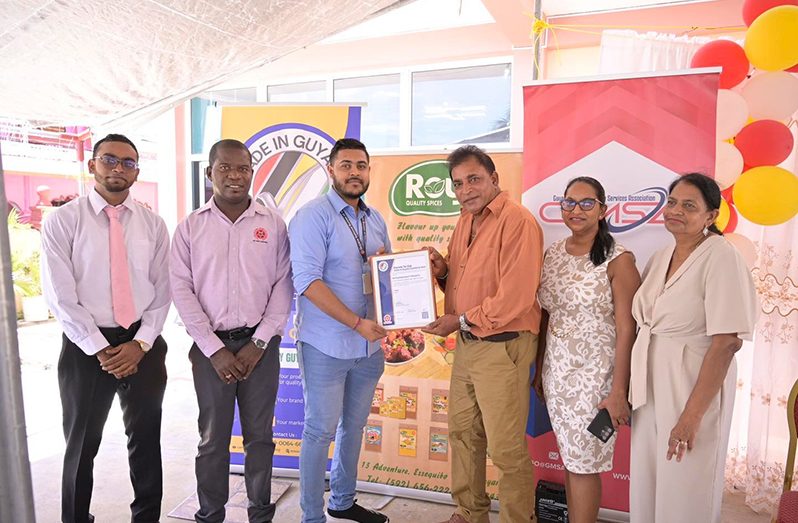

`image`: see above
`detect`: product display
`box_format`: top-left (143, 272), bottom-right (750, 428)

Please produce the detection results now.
top-left (430, 389), bottom-right (449, 423)
top-left (371, 383), bottom-right (384, 415)
top-left (429, 427), bottom-right (449, 461)
top-left (364, 420), bottom-right (383, 452)
top-left (399, 386), bottom-right (418, 419)
top-left (398, 425), bottom-right (418, 458)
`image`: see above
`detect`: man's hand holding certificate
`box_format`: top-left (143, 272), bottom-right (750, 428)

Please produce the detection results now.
top-left (370, 250), bottom-right (437, 330)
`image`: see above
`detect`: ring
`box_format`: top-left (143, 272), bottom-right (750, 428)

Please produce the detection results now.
top-left (225, 374), bottom-right (232, 379)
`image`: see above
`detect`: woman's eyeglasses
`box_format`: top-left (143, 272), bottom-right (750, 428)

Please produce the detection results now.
top-left (560, 198), bottom-right (603, 212)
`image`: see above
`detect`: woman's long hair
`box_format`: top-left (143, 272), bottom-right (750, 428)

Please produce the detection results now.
top-left (668, 173), bottom-right (723, 236)
top-left (565, 176), bottom-right (615, 266)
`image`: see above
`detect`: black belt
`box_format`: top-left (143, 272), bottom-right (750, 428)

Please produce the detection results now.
top-left (99, 320), bottom-right (142, 344)
top-left (215, 326), bottom-right (257, 341)
top-left (461, 330), bottom-right (519, 343)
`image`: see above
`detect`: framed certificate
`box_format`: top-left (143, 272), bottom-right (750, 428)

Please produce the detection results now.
top-left (370, 250), bottom-right (437, 330)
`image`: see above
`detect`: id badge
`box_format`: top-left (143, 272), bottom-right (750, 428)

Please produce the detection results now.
top-left (362, 265), bottom-right (373, 295)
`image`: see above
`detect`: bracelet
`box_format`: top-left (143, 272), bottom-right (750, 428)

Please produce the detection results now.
top-left (353, 317), bottom-right (362, 330)
top-left (439, 267), bottom-right (449, 280)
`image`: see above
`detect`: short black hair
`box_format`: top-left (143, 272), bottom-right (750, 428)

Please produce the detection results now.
top-left (668, 173), bottom-right (724, 235)
top-left (329, 138), bottom-right (369, 165)
top-left (208, 139), bottom-right (252, 165)
top-left (92, 134), bottom-right (138, 159)
top-left (446, 145), bottom-right (496, 178)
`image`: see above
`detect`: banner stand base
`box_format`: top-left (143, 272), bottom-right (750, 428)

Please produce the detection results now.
top-left (232, 465), bottom-right (628, 521)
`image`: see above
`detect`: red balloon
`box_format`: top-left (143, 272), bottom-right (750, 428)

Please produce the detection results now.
top-left (690, 40), bottom-right (750, 88)
top-left (733, 119), bottom-right (795, 167)
top-left (721, 186), bottom-right (735, 204)
top-left (724, 202), bottom-right (739, 233)
top-left (742, 0), bottom-right (798, 26)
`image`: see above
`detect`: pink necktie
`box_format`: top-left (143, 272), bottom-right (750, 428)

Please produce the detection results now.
top-left (104, 206), bottom-right (136, 329)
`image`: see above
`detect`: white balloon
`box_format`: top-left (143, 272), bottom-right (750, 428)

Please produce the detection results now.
top-left (742, 71), bottom-right (798, 121)
top-left (724, 233), bottom-right (757, 268)
top-left (716, 89), bottom-right (749, 140)
top-left (715, 141), bottom-right (744, 189)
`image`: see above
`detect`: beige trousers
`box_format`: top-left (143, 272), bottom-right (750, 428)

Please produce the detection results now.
top-left (449, 331), bottom-right (537, 523)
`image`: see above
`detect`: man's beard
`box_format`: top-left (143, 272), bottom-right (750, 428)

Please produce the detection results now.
top-left (101, 180), bottom-right (133, 193)
top-left (333, 177), bottom-right (368, 200)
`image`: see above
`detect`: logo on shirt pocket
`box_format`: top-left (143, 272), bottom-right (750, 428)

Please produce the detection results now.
top-left (253, 227), bottom-right (269, 243)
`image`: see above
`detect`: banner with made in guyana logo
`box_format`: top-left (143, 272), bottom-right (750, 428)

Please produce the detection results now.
top-left (220, 104), bottom-right (361, 473)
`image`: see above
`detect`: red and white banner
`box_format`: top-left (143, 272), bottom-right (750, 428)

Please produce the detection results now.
top-left (522, 70), bottom-right (719, 514)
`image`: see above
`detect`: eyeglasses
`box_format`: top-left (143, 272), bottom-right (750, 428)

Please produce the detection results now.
top-left (93, 154), bottom-right (138, 171)
top-left (560, 198), bottom-right (603, 212)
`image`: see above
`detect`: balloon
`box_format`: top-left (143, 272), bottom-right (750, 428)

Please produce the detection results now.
top-left (721, 185), bottom-right (735, 204)
top-left (724, 233), bottom-right (758, 268)
top-left (742, 0), bottom-right (798, 26)
top-left (734, 119), bottom-right (794, 166)
top-left (744, 5), bottom-right (798, 71)
top-left (742, 71), bottom-right (798, 120)
top-left (716, 89), bottom-right (749, 140)
top-left (725, 202), bottom-right (739, 233)
top-left (716, 198), bottom-right (731, 231)
top-left (733, 166), bottom-right (798, 224)
top-left (690, 40), bottom-right (750, 88)
top-left (715, 141), bottom-right (744, 189)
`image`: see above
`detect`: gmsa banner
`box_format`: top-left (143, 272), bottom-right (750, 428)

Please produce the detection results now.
top-left (522, 70), bottom-right (719, 516)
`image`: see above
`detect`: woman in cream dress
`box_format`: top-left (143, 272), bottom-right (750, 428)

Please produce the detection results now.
top-left (629, 174), bottom-right (758, 523)
top-left (534, 177), bottom-right (640, 523)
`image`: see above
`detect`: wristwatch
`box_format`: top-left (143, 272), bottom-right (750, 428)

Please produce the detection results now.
top-left (135, 339), bottom-right (151, 353)
top-left (252, 337), bottom-right (268, 350)
top-left (459, 314), bottom-right (472, 332)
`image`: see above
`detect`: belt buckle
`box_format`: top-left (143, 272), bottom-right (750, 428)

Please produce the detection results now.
top-left (228, 327), bottom-right (248, 340)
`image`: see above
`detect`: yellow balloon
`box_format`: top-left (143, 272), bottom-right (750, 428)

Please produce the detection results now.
top-left (744, 5), bottom-right (798, 71)
top-left (733, 166), bottom-right (798, 225)
top-left (716, 198), bottom-right (730, 231)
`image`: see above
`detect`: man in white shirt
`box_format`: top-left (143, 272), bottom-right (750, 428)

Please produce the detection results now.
top-left (41, 134), bottom-right (171, 523)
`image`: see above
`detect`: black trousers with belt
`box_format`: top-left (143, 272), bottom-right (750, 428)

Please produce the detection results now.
top-left (58, 321), bottom-right (167, 523)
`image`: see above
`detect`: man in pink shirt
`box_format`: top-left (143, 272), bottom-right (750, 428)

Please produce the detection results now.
top-left (170, 139), bottom-right (293, 523)
top-left (41, 134), bottom-right (170, 523)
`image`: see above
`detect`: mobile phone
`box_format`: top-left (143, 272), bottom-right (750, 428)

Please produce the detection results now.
top-left (587, 408), bottom-right (615, 443)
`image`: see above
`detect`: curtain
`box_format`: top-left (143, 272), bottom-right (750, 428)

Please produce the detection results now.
top-left (598, 29), bottom-right (713, 75)
top-left (599, 29), bottom-right (798, 516)
top-left (726, 138), bottom-right (798, 515)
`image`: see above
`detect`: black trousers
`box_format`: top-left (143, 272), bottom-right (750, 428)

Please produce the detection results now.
top-left (58, 323), bottom-right (167, 523)
top-left (190, 337), bottom-right (280, 523)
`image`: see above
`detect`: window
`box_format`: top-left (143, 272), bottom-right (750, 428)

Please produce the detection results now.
top-left (334, 74), bottom-right (400, 148)
top-left (204, 88), bottom-right (257, 103)
top-left (267, 81), bottom-right (327, 102)
top-left (411, 63), bottom-right (511, 146)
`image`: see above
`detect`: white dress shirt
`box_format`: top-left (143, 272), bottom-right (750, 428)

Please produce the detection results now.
top-left (41, 189), bottom-right (171, 355)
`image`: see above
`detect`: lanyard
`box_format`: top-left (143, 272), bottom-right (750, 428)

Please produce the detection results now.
top-left (340, 209), bottom-right (368, 263)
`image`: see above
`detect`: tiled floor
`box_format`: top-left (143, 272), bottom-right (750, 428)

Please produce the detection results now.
top-left (17, 318), bottom-right (772, 522)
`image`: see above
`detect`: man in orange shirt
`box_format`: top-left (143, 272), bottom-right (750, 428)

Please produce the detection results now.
top-left (423, 145), bottom-right (543, 523)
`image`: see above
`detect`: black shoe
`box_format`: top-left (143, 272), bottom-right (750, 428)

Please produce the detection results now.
top-left (327, 500), bottom-right (389, 522)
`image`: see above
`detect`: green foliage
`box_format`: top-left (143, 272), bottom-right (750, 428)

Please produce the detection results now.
top-left (8, 210), bottom-right (42, 298)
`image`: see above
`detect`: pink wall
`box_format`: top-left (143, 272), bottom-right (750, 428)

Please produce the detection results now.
top-left (4, 172), bottom-right (158, 223)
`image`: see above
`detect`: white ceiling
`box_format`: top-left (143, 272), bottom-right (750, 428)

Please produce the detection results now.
top-left (0, 0), bottom-right (402, 127)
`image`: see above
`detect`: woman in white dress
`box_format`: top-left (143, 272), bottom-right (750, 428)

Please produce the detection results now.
top-left (534, 177), bottom-right (640, 523)
top-left (629, 173), bottom-right (758, 523)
